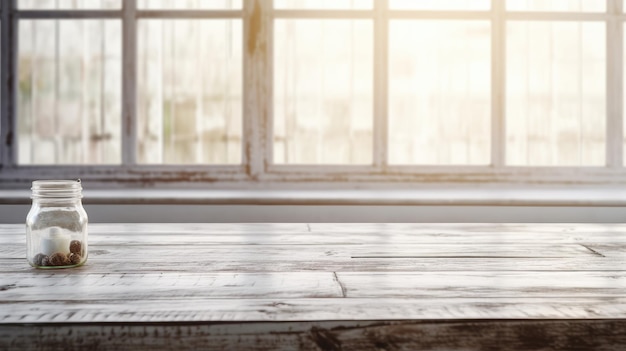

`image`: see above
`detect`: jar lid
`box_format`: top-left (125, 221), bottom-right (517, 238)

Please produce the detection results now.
top-left (31, 180), bottom-right (83, 199)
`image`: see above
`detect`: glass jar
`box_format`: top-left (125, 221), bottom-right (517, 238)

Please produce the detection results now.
top-left (26, 180), bottom-right (88, 269)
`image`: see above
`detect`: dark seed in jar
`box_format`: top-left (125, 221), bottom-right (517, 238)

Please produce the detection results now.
top-left (69, 240), bottom-right (82, 254)
top-left (41, 256), bottom-right (51, 266)
top-left (33, 253), bottom-right (46, 266)
top-left (68, 253), bottom-right (82, 265)
top-left (49, 252), bottom-right (67, 266)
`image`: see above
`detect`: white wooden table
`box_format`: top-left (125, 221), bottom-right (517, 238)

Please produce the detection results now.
top-left (1, 223), bottom-right (625, 350)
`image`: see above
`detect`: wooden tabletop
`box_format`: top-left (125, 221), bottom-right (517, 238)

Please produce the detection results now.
top-left (1, 223), bottom-right (625, 350)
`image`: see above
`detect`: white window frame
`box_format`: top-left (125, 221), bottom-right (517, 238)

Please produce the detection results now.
top-left (0, 0), bottom-right (625, 189)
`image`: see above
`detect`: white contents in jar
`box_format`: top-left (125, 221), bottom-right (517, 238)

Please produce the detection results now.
top-left (40, 227), bottom-right (71, 256)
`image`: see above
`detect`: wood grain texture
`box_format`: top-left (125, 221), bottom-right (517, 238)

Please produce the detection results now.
top-left (3, 222), bottom-right (626, 243)
top-left (1, 223), bottom-right (626, 350)
top-left (336, 271), bottom-right (626, 298)
top-left (3, 297), bottom-right (626, 323)
top-left (0, 272), bottom-right (343, 301)
top-left (0, 256), bottom-right (620, 273)
top-left (1, 271), bottom-right (625, 302)
top-left (1, 320), bottom-right (626, 351)
top-left (0, 243), bottom-right (596, 260)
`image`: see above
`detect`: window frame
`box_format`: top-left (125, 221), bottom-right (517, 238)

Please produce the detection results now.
top-left (0, 0), bottom-right (625, 188)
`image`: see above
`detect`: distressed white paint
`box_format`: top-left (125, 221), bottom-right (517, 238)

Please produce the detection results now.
top-left (0, 223), bottom-right (625, 325)
top-left (3, 298), bottom-right (626, 324)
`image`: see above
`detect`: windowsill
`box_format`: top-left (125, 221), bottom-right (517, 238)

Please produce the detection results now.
top-left (2, 186), bottom-right (626, 207)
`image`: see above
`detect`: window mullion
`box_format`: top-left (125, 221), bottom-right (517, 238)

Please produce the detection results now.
top-left (122, 0), bottom-right (137, 166)
top-left (243, 0), bottom-right (272, 178)
top-left (491, 0), bottom-right (506, 168)
top-left (607, 0), bottom-right (623, 168)
top-left (0, 0), bottom-right (17, 168)
top-left (374, 0), bottom-right (388, 169)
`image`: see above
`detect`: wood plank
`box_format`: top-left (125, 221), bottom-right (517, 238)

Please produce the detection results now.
top-left (1, 231), bottom-right (592, 245)
top-left (2, 271), bottom-right (625, 303)
top-left (311, 223), bottom-right (626, 243)
top-left (0, 272), bottom-right (343, 301)
top-left (2, 320), bottom-right (626, 351)
top-left (0, 243), bottom-right (595, 260)
top-left (0, 255), bottom-right (618, 273)
top-left (90, 223), bottom-right (312, 234)
top-left (336, 272), bottom-right (626, 298)
top-left (0, 221), bottom-right (619, 274)
top-left (344, 243), bottom-right (592, 258)
top-left (4, 222), bottom-right (626, 236)
top-left (4, 222), bottom-right (626, 244)
top-left (0, 242), bottom-right (604, 275)
top-left (310, 223), bottom-right (623, 235)
top-left (0, 223), bottom-right (311, 236)
top-left (89, 233), bottom-right (582, 245)
top-left (3, 297), bottom-right (626, 323)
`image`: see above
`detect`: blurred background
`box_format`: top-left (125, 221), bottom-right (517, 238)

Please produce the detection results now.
top-left (15, 0), bottom-right (609, 167)
top-left (1, 0), bottom-right (624, 223)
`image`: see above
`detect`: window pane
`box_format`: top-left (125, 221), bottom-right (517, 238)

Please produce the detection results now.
top-left (19, 0), bottom-right (120, 9)
top-left (18, 20), bottom-right (122, 165)
top-left (138, 0), bottom-right (241, 9)
top-left (390, 0), bottom-right (490, 11)
top-left (274, 20), bottom-right (373, 165)
top-left (137, 20), bottom-right (242, 164)
top-left (389, 21), bottom-right (491, 165)
top-left (506, 22), bottom-right (605, 166)
top-left (506, 0), bottom-right (605, 12)
top-left (274, 0), bottom-right (372, 9)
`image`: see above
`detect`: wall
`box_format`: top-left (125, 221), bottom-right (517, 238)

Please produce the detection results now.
top-left (2, 204), bottom-right (626, 223)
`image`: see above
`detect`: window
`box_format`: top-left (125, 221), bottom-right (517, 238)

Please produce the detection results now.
top-left (0, 0), bottom-right (624, 186)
